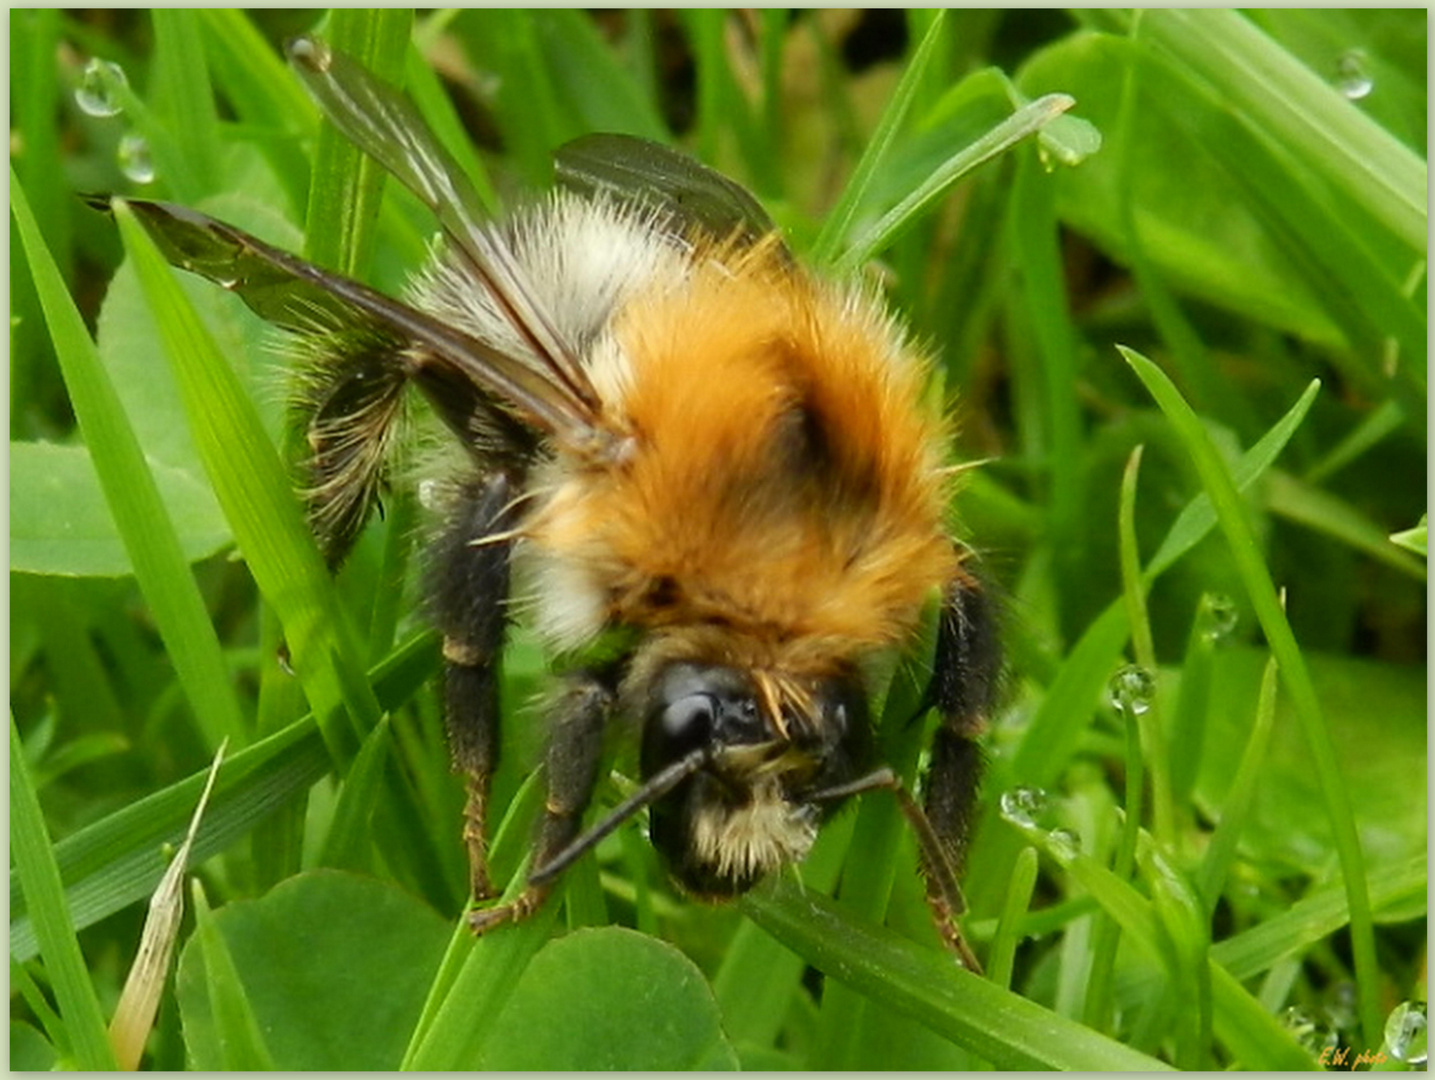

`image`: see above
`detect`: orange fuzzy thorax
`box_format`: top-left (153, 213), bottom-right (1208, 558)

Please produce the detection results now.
top-left (525, 241), bottom-right (959, 676)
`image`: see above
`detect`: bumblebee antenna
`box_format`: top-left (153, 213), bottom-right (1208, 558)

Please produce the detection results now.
top-left (528, 747), bottom-right (710, 887)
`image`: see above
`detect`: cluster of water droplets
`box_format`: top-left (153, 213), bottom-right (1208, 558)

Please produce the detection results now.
top-left (74, 56), bottom-right (155, 185)
top-left (998, 786), bottom-right (1081, 862)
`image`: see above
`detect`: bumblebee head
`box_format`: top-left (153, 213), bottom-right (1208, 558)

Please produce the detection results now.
top-left (638, 661), bottom-right (870, 898)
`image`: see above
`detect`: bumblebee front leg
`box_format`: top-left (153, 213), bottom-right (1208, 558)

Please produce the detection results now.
top-left (431, 471), bottom-right (521, 901)
top-left (469, 675), bottom-right (614, 933)
top-left (919, 567), bottom-right (1000, 966)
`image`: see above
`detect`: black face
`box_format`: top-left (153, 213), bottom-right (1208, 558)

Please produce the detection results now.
top-left (640, 662), bottom-right (872, 897)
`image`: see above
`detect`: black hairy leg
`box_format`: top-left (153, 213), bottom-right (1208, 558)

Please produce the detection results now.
top-left (468, 673), bottom-right (615, 932)
top-left (430, 471), bottom-right (522, 901)
top-left (918, 565), bottom-right (1001, 964)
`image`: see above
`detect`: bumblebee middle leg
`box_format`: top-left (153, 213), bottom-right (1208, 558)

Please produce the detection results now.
top-left (430, 471), bottom-right (521, 901)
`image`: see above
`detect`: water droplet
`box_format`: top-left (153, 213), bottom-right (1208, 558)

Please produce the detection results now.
top-left (76, 57), bottom-right (129, 118)
top-left (1108, 664), bottom-right (1155, 716)
top-left (1334, 49), bottom-right (1374, 101)
top-left (117, 133), bottom-right (154, 184)
top-left (1323, 981), bottom-right (1358, 1034)
top-left (999, 786), bottom-right (1049, 829)
top-left (1046, 828), bottom-right (1079, 861)
top-left (1201, 593), bottom-right (1238, 642)
top-left (1384, 1000), bottom-right (1428, 1065)
top-left (1281, 1005), bottom-right (1338, 1057)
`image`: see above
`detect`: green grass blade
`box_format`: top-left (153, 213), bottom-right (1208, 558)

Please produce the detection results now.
top-left (320, 715), bottom-right (393, 872)
top-left (305, 8), bottom-right (413, 277)
top-left (1265, 470), bottom-right (1426, 581)
top-left (114, 199), bottom-right (380, 763)
top-left (986, 845), bottom-right (1039, 992)
top-left (9, 718), bottom-right (118, 1071)
top-left (1197, 654), bottom-right (1281, 907)
top-left (1132, 9), bottom-right (1425, 254)
top-left (9, 633), bottom-right (436, 963)
top-left (809, 10), bottom-right (948, 266)
top-left (1213, 854), bottom-right (1425, 982)
top-left (1121, 345), bottom-right (1381, 1049)
top-left (11, 171), bottom-right (248, 752)
top-left (150, 10), bottom-right (222, 198)
top-left (836, 93), bottom-right (1075, 275)
top-left (740, 878), bottom-right (1173, 1071)
top-left (189, 882), bottom-right (277, 1070)
top-left (1117, 445), bottom-right (1171, 843)
top-left (1010, 819), bottom-right (1316, 1070)
top-left (1009, 378), bottom-right (1322, 787)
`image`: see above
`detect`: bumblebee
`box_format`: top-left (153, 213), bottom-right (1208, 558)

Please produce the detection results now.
top-left (115, 37), bottom-right (999, 967)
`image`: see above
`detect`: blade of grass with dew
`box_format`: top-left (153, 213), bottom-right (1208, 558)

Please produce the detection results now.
top-left (1115, 853), bottom-right (1426, 1009)
top-left (9, 631), bottom-right (437, 962)
top-left (1007, 378), bottom-right (1322, 788)
top-left (12, 172), bottom-right (249, 752)
top-left (1118, 444), bottom-right (1173, 842)
top-left (741, 877), bottom-right (1173, 1071)
top-left (1104, 8), bottom-right (1426, 254)
top-left (10, 718), bottom-right (117, 1070)
top-left (1009, 818), bottom-right (1317, 1070)
top-left (1083, 446), bottom-right (1156, 1035)
top-left (809, 10), bottom-right (948, 266)
top-left (109, 741), bottom-right (227, 1069)
top-left (189, 881), bottom-right (276, 1070)
top-left (114, 200), bottom-right (379, 763)
top-left (1122, 346), bottom-right (1381, 1048)
top-left (835, 93), bottom-right (1075, 275)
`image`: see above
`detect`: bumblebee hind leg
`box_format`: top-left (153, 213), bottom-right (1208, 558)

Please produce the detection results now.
top-left (920, 567), bottom-right (1000, 966)
top-left (469, 674), bottom-right (614, 933)
top-left (430, 471), bottom-right (522, 901)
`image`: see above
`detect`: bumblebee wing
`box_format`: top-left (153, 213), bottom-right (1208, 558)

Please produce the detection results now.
top-left (104, 196), bottom-right (591, 439)
top-left (286, 36), bottom-right (601, 423)
top-left (555, 132), bottom-right (786, 253)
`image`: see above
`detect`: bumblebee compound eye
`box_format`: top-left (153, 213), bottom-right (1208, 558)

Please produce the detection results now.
top-left (639, 662), bottom-right (763, 777)
top-left (657, 693), bottom-right (717, 758)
